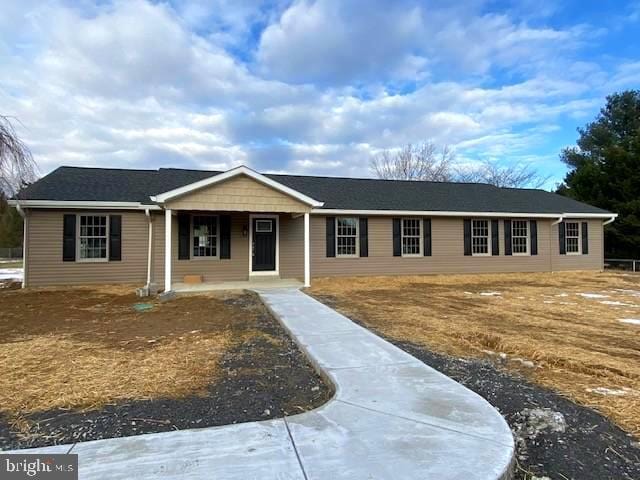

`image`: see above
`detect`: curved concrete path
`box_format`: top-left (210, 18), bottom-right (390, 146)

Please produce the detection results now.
top-left (7, 288), bottom-right (514, 479)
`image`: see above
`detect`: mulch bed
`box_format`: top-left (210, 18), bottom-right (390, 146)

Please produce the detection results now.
top-left (347, 318), bottom-right (640, 480)
top-left (0, 294), bottom-right (332, 450)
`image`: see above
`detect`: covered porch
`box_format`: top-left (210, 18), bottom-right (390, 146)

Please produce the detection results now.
top-left (148, 166), bottom-right (320, 293)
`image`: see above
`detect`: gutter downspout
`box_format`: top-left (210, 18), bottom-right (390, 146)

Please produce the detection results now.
top-left (15, 203), bottom-right (27, 289)
top-left (603, 216), bottom-right (616, 226)
top-left (145, 209), bottom-right (153, 288)
top-left (551, 215), bottom-right (564, 226)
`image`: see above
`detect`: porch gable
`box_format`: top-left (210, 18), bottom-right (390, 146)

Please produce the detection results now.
top-left (164, 174), bottom-right (312, 213)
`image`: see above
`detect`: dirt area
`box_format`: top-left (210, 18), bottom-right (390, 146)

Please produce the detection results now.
top-left (309, 272), bottom-right (640, 479)
top-left (0, 286), bottom-right (331, 450)
top-left (308, 272), bottom-right (640, 435)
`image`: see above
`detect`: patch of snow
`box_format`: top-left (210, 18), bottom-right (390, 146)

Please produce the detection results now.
top-left (481, 349), bottom-right (496, 356)
top-left (512, 357), bottom-right (536, 368)
top-left (479, 291), bottom-right (501, 296)
top-left (578, 293), bottom-right (609, 299)
top-left (464, 291), bottom-right (473, 295)
top-left (600, 300), bottom-right (634, 306)
top-left (0, 268), bottom-right (23, 281)
top-left (615, 289), bottom-right (640, 296)
top-left (619, 319), bottom-right (640, 325)
top-left (586, 387), bottom-right (632, 396)
top-left (498, 352), bottom-right (507, 359)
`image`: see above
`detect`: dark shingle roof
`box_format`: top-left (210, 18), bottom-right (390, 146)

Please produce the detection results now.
top-left (16, 166), bottom-right (611, 215)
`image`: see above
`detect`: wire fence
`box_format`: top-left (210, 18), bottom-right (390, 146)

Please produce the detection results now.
top-left (0, 247), bottom-right (23, 260)
top-left (605, 258), bottom-right (639, 272)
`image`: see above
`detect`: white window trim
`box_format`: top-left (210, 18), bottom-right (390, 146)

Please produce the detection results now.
top-left (190, 214), bottom-right (220, 260)
top-left (76, 213), bottom-right (109, 263)
top-left (335, 217), bottom-right (359, 258)
top-left (249, 214), bottom-right (280, 275)
top-left (401, 218), bottom-right (423, 257)
top-left (565, 221), bottom-right (581, 255)
top-left (471, 219), bottom-right (491, 257)
top-left (511, 219), bottom-right (530, 256)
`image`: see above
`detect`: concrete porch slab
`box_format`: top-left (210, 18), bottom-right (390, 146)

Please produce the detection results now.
top-left (173, 278), bottom-right (303, 293)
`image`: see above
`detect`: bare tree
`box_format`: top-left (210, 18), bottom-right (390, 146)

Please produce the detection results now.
top-left (455, 159), bottom-right (550, 189)
top-left (1, 116), bottom-right (36, 196)
top-left (370, 142), bottom-right (455, 181)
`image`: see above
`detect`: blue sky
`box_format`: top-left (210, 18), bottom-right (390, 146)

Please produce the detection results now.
top-left (1, 0), bottom-right (639, 188)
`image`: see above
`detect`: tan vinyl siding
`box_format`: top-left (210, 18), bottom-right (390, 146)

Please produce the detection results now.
top-left (280, 215), bottom-right (304, 280)
top-left (551, 219), bottom-right (604, 271)
top-left (165, 175), bottom-right (311, 213)
top-left (151, 212), bottom-right (250, 285)
top-left (26, 209), bottom-right (148, 286)
top-left (311, 216), bottom-right (604, 277)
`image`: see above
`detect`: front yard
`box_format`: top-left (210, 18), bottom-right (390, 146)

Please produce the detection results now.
top-left (309, 271), bottom-right (640, 479)
top-left (0, 286), bottom-right (331, 450)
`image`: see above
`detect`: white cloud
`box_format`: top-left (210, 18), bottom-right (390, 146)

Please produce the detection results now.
top-left (0, 0), bottom-right (636, 187)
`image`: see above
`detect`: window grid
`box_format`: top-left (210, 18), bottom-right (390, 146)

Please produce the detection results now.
top-left (79, 215), bottom-right (108, 260)
top-left (402, 218), bottom-right (421, 255)
top-left (336, 217), bottom-right (358, 256)
top-left (512, 220), bottom-right (529, 255)
top-left (255, 219), bottom-right (273, 233)
top-left (471, 219), bottom-right (490, 255)
top-left (565, 221), bottom-right (580, 254)
top-left (193, 215), bottom-right (218, 257)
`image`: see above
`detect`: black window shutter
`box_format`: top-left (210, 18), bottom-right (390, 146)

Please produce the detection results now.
top-left (393, 218), bottom-right (401, 256)
top-left (582, 222), bottom-right (589, 255)
top-left (559, 221), bottom-right (566, 255)
top-left (109, 215), bottom-right (122, 261)
top-left (504, 220), bottom-right (512, 256)
top-left (423, 218), bottom-right (432, 256)
top-left (326, 217), bottom-right (335, 257)
top-left (220, 215), bottom-right (231, 259)
top-left (530, 220), bottom-right (538, 255)
top-left (463, 219), bottom-right (471, 256)
top-left (491, 220), bottom-right (499, 256)
top-left (178, 213), bottom-right (190, 260)
top-left (359, 218), bottom-right (368, 257)
top-left (63, 214), bottom-right (76, 262)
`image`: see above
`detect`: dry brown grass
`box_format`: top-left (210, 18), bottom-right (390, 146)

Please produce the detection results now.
top-left (0, 286), bottom-right (267, 418)
top-left (308, 271), bottom-right (640, 436)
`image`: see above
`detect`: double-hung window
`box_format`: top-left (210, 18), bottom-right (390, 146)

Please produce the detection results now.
top-left (471, 219), bottom-right (490, 255)
top-left (336, 217), bottom-right (358, 256)
top-left (78, 215), bottom-right (108, 261)
top-left (565, 221), bottom-right (580, 254)
top-left (402, 218), bottom-right (421, 256)
top-left (193, 215), bottom-right (218, 258)
top-left (78, 215), bottom-right (109, 262)
top-left (512, 220), bottom-right (529, 255)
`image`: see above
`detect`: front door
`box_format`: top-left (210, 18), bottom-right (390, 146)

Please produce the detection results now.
top-left (252, 218), bottom-right (276, 272)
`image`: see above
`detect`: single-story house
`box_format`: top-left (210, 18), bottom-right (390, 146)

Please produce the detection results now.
top-left (9, 165), bottom-right (617, 290)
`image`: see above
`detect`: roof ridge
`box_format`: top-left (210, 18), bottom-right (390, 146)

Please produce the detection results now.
top-left (58, 165), bottom-right (160, 173)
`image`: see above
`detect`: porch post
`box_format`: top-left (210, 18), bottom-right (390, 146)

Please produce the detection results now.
top-left (304, 212), bottom-right (310, 287)
top-left (164, 209), bottom-right (172, 292)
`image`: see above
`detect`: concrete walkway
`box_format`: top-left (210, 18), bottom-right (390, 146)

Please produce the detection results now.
top-left (8, 289), bottom-right (514, 479)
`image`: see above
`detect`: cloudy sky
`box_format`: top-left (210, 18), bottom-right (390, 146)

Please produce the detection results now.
top-left (1, 0), bottom-right (639, 187)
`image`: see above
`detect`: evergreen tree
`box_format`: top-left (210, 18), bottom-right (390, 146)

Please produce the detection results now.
top-left (559, 91), bottom-right (640, 257)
